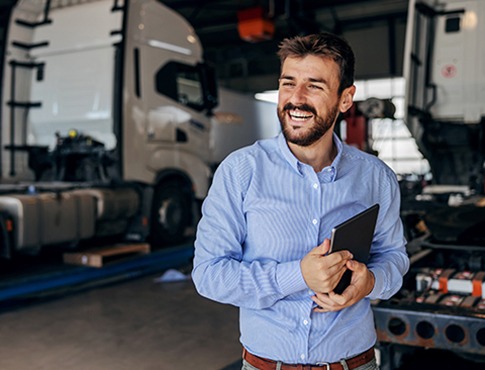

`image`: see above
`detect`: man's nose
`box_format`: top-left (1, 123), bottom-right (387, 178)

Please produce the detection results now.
top-left (289, 85), bottom-right (308, 105)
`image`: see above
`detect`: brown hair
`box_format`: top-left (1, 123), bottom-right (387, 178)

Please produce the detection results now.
top-left (277, 32), bottom-right (355, 94)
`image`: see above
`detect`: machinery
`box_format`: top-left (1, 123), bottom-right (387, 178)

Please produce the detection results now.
top-left (0, 0), bottom-right (218, 257)
top-left (373, 0), bottom-right (485, 367)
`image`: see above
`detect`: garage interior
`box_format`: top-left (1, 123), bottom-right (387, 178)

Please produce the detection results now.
top-left (0, 0), bottom-right (485, 369)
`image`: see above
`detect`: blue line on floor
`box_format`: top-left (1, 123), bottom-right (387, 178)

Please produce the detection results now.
top-left (0, 244), bottom-right (194, 302)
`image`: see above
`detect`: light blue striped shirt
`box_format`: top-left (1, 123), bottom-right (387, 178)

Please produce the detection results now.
top-left (192, 133), bottom-right (409, 364)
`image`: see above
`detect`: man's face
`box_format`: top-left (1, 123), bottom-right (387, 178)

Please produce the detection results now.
top-left (277, 55), bottom-right (351, 147)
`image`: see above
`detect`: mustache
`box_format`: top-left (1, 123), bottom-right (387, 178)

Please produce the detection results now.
top-left (282, 103), bottom-right (317, 116)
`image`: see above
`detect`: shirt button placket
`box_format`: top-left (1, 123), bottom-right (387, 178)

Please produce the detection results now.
top-left (301, 317), bottom-right (310, 364)
top-left (310, 176), bottom-right (320, 237)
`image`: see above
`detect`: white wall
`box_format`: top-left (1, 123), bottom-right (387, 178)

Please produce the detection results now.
top-left (211, 87), bottom-right (280, 163)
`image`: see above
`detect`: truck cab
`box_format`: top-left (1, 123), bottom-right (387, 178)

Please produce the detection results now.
top-left (403, 0), bottom-right (485, 188)
top-left (0, 0), bottom-right (218, 249)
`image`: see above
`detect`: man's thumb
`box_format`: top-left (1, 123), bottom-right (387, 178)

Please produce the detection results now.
top-left (315, 238), bottom-right (331, 255)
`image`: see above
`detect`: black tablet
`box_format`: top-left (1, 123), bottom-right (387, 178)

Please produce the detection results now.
top-left (329, 203), bottom-right (380, 294)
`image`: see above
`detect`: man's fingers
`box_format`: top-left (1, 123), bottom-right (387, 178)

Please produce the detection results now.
top-left (330, 286), bottom-right (356, 302)
top-left (301, 240), bottom-right (354, 294)
top-left (312, 293), bottom-right (330, 309)
top-left (325, 254), bottom-right (352, 276)
top-left (346, 259), bottom-right (363, 271)
top-left (312, 292), bottom-right (346, 312)
top-left (311, 239), bottom-right (353, 263)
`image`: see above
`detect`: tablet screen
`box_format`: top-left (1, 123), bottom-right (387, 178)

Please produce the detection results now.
top-left (329, 203), bottom-right (379, 294)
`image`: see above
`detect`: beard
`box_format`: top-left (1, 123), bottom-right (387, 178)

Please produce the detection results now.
top-left (278, 102), bottom-right (340, 147)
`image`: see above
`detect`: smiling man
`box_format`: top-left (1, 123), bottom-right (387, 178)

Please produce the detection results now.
top-left (192, 33), bottom-right (409, 370)
top-left (278, 53), bottom-right (352, 172)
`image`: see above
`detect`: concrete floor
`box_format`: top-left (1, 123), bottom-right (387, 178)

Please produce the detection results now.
top-left (0, 258), bottom-right (483, 370)
top-left (0, 272), bottom-right (242, 370)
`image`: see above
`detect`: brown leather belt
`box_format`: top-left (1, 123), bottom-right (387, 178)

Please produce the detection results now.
top-left (242, 347), bottom-right (375, 370)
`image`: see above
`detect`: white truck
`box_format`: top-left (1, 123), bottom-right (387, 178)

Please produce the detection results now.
top-left (0, 0), bottom-right (219, 257)
top-left (403, 0), bottom-right (485, 189)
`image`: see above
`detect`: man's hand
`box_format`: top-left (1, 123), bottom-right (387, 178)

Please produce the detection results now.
top-left (312, 259), bottom-right (375, 312)
top-left (300, 239), bottom-right (353, 294)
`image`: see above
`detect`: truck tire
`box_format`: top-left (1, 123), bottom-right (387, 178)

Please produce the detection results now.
top-left (150, 181), bottom-right (191, 246)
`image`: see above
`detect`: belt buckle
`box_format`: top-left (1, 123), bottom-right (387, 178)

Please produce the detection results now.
top-left (315, 363), bottom-right (330, 370)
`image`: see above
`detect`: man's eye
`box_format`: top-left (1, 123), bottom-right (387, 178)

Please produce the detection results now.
top-left (309, 85), bottom-right (323, 90)
top-left (281, 82), bottom-right (294, 87)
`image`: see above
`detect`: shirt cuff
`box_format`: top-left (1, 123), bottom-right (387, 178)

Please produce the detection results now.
top-left (276, 260), bottom-right (308, 297)
top-left (367, 266), bottom-right (386, 300)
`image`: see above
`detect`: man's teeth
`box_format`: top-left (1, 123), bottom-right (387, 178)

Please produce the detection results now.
top-left (289, 110), bottom-right (313, 120)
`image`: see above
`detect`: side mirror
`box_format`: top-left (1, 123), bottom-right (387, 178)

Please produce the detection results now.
top-left (200, 63), bottom-right (218, 112)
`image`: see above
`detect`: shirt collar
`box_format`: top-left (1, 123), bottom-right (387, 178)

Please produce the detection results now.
top-left (278, 133), bottom-right (301, 174)
top-left (277, 132), bottom-right (344, 179)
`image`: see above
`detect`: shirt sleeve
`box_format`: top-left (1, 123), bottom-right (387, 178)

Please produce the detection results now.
top-left (367, 169), bottom-right (410, 300)
top-left (191, 154), bottom-right (308, 309)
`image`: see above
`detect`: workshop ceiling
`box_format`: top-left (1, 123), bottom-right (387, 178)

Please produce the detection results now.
top-left (161, 0), bottom-right (410, 94)
top-left (0, 0), bottom-right (410, 94)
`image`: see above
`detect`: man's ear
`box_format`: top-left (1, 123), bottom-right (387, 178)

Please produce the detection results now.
top-left (339, 85), bottom-right (356, 113)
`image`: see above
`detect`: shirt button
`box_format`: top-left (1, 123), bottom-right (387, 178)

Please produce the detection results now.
top-left (312, 219), bottom-right (318, 225)
top-left (300, 354), bottom-right (305, 361)
top-left (303, 319), bottom-right (309, 325)
top-left (313, 183), bottom-right (318, 189)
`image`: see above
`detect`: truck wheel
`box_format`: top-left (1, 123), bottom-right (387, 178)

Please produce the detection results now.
top-left (151, 181), bottom-right (191, 246)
